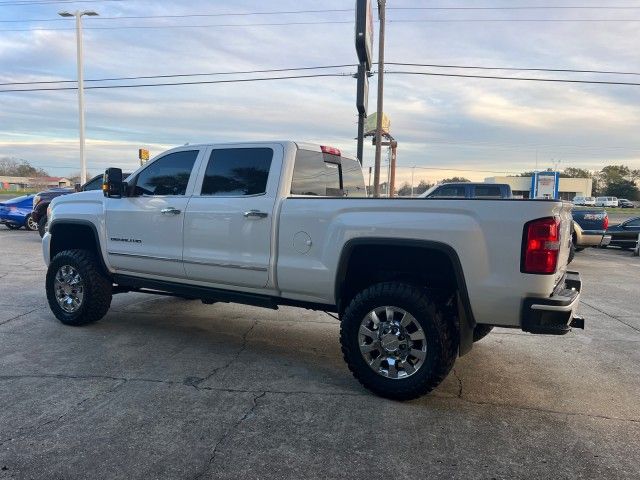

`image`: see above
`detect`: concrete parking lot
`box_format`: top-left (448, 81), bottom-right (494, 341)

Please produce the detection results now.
top-left (0, 229), bottom-right (639, 479)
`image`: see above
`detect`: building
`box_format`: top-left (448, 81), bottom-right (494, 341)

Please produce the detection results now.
top-left (0, 176), bottom-right (72, 191)
top-left (484, 175), bottom-right (592, 201)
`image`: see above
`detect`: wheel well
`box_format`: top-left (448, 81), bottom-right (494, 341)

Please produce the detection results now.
top-left (50, 223), bottom-right (105, 272)
top-left (337, 243), bottom-right (460, 311)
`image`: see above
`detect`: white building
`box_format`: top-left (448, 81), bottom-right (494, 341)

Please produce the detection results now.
top-left (484, 176), bottom-right (592, 200)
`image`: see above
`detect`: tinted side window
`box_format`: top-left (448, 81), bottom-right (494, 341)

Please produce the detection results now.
top-left (341, 158), bottom-right (367, 197)
top-left (474, 185), bottom-right (502, 198)
top-left (134, 150), bottom-right (198, 196)
top-left (201, 148), bottom-right (272, 196)
top-left (432, 186), bottom-right (465, 198)
top-left (626, 219), bottom-right (640, 227)
top-left (291, 150), bottom-right (341, 196)
top-left (83, 176), bottom-right (103, 191)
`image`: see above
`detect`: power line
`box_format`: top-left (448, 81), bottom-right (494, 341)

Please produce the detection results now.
top-left (386, 62), bottom-right (640, 77)
top-left (6, 5), bottom-right (640, 21)
top-left (0, 64), bottom-right (357, 86)
top-left (0, 0), bottom-right (123, 6)
top-left (0, 72), bottom-right (351, 93)
top-left (5, 17), bottom-right (640, 32)
top-left (383, 70), bottom-right (640, 87)
top-left (5, 62), bottom-right (640, 88)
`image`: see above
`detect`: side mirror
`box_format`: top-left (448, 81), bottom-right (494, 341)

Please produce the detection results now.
top-left (74, 183), bottom-right (81, 192)
top-left (103, 168), bottom-right (123, 198)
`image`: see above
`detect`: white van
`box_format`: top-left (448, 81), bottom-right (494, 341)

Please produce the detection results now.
top-left (573, 196), bottom-right (596, 206)
top-left (595, 196), bottom-right (618, 207)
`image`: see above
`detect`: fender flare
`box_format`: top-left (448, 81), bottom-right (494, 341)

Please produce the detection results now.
top-left (334, 238), bottom-right (476, 355)
top-left (48, 219), bottom-right (110, 275)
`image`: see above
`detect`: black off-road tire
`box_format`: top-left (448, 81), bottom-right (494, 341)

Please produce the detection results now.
top-left (340, 282), bottom-right (457, 401)
top-left (38, 215), bottom-right (47, 238)
top-left (46, 249), bottom-right (112, 326)
top-left (473, 324), bottom-right (494, 342)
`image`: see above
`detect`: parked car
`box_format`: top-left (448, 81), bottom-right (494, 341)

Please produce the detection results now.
top-left (606, 217), bottom-right (640, 249)
top-left (32, 173), bottom-right (130, 237)
top-left (571, 208), bottom-right (610, 252)
top-left (572, 196), bottom-right (596, 206)
top-left (595, 196), bottom-right (618, 207)
top-left (617, 198), bottom-right (636, 209)
top-left (419, 182), bottom-right (512, 199)
top-left (0, 194), bottom-right (38, 231)
top-left (43, 141), bottom-right (583, 400)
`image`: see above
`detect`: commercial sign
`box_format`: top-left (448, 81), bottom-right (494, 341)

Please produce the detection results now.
top-left (531, 171), bottom-right (560, 199)
top-left (355, 0), bottom-right (374, 70)
top-left (364, 112), bottom-right (390, 136)
top-left (356, 64), bottom-right (369, 114)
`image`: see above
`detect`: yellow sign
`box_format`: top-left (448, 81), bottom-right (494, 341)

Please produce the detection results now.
top-left (138, 148), bottom-right (150, 161)
top-left (364, 112), bottom-right (391, 136)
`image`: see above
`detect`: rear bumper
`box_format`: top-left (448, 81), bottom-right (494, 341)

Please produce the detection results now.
top-left (521, 271), bottom-right (583, 335)
top-left (577, 230), bottom-right (608, 247)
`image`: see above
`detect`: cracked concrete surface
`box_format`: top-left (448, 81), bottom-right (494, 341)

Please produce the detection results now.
top-left (0, 230), bottom-right (639, 479)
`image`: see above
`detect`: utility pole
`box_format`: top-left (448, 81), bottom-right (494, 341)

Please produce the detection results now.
top-left (410, 165), bottom-right (416, 197)
top-left (59, 10), bottom-right (98, 185)
top-left (373, 0), bottom-right (386, 197)
top-left (389, 142), bottom-right (397, 197)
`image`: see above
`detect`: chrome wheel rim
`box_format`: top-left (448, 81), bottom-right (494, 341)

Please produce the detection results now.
top-left (27, 216), bottom-right (37, 230)
top-left (54, 265), bottom-right (84, 313)
top-left (358, 306), bottom-right (427, 379)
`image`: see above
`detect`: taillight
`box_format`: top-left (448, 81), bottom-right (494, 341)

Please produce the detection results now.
top-left (603, 215), bottom-right (609, 230)
top-left (522, 217), bottom-right (561, 274)
top-left (320, 145), bottom-right (341, 156)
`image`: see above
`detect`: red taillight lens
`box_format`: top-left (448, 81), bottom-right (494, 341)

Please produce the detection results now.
top-left (320, 145), bottom-right (341, 156)
top-left (522, 217), bottom-right (561, 274)
top-left (603, 215), bottom-right (609, 230)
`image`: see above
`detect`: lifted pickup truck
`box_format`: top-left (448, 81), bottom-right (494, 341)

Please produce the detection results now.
top-left (42, 141), bottom-right (583, 400)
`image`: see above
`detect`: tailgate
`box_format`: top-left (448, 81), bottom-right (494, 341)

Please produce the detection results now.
top-left (555, 202), bottom-right (574, 286)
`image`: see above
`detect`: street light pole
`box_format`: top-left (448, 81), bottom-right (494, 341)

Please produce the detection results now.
top-left (373, 0), bottom-right (386, 197)
top-left (59, 10), bottom-right (98, 185)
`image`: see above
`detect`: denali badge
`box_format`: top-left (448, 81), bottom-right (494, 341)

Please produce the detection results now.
top-left (110, 237), bottom-right (142, 243)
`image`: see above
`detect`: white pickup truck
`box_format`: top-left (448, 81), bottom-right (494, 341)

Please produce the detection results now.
top-left (42, 141), bottom-right (583, 400)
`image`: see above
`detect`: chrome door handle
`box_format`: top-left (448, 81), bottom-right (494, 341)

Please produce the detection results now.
top-left (161, 207), bottom-right (181, 215)
top-left (243, 210), bottom-right (268, 219)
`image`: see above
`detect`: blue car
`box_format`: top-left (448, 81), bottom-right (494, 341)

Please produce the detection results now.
top-left (0, 194), bottom-right (38, 231)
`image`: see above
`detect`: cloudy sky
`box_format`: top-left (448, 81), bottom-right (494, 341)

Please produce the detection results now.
top-left (1, 0), bottom-right (640, 184)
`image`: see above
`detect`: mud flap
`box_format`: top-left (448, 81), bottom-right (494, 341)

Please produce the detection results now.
top-left (457, 292), bottom-right (475, 356)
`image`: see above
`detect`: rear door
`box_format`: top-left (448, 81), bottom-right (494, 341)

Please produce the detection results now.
top-left (105, 148), bottom-right (203, 278)
top-left (618, 218), bottom-right (640, 245)
top-left (182, 144), bottom-right (282, 288)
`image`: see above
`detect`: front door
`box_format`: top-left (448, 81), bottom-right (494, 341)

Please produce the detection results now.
top-left (183, 144), bottom-right (281, 288)
top-left (105, 148), bottom-right (202, 278)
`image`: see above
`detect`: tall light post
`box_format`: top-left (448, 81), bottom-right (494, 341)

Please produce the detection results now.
top-left (59, 10), bottom-right (98, 185)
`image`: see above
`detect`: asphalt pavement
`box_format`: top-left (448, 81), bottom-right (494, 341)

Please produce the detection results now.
top-left (0, 228), bottom-right (639, 479)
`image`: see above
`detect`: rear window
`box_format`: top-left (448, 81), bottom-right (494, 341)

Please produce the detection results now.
top-left (474, 185), bottom-right (502, 198)
top-left (291, 149), bottom-right (365, 197)
top-left (431, 185), bottom-right (466, 198)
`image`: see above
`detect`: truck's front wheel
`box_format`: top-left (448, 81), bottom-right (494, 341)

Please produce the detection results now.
top-left (340, 282), bottom-right (457, 400)
top-left (46, 249), bottom-right (112, 326)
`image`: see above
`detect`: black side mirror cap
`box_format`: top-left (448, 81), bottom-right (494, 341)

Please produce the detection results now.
top-left (103, 168), bottom-right (123, 198)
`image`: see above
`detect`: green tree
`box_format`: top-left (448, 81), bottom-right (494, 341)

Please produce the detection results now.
top-left (0, 157), bottom-right (49, 177)
top-left (414, 180), bottom-right (433, 195)
top-left (440, 176), bottom-right (470, 183)
top-left (605, 178), bottom-right (639, 200)
top-left (561, 167), bottom-right (591, 178)
top-left (396, 182), bottom-right (412, 197)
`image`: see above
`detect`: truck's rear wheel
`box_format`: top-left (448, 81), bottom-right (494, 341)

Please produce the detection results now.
top-left (340, 282), bottom-right (457, 400)
top-left (46, 249), bottom-right (112, 326)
